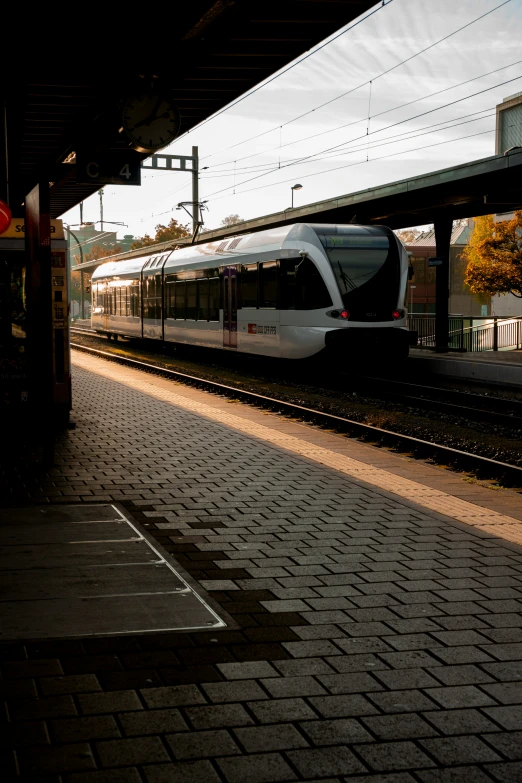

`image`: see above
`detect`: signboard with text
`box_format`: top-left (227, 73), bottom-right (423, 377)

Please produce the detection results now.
top-left (0, 218), bottom-right (64, 240)
top-left (76, 150), bottom-right (141, 186)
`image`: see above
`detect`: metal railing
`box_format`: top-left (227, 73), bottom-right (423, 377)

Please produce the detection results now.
top-left (408, 314), bottom-right (522, 352)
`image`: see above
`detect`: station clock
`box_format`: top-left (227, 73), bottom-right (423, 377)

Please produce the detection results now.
top-left (121, 91), bottom-right (180, 154)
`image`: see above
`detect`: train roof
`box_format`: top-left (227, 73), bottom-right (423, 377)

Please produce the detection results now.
top-left (92, 223), bottom-right (391, 280)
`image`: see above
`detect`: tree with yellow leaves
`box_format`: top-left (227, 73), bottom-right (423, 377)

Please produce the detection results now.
top-left (464, 211), bottom-right (522, 298)
top-left (131, 218), bottom-right (190, 249)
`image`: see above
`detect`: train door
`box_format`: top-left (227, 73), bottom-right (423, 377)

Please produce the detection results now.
top-left (101, 282), bottom-right (110, 332)
top-left (223, 266), bottom-right (238, 348)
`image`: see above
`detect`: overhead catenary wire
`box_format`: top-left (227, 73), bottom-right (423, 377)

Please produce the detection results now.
top-left (198, 0), bottom-right (512, 164)
top-left (199, 108), bottom-right (496, 178)
top-left (202, 73), bottom-right (522, 200)
top-left (205, 57), bottom-right (522, 171)
top-left (204, 128), bottom-right (495, 204)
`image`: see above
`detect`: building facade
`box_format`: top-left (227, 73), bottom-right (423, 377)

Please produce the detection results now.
top-left (405, 222), bottom-right (489, 316)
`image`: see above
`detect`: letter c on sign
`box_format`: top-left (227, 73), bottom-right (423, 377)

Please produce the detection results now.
top-left (86, 162), bottom-right (99, 178)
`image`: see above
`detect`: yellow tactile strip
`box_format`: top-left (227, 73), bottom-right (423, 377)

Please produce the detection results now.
top-left (73, 351), bottom-right (522, 548)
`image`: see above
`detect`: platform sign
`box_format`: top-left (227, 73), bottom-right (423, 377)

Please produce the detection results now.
top-left (428, 257), bottom-right (444, 267)
top-left (0, 218), bottom-right (64, 240)
top-left (76, 150), bottom-right (141, 186)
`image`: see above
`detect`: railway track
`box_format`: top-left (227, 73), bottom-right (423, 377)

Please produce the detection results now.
top-left (349, 377), bottom-right (522, 430)
top-left (71, 340), bottom-right (522, 489)
top-left (70, 327), bottom-right (522, 431)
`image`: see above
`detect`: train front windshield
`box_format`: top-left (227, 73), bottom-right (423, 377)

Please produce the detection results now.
top-left (320, 234), bottom-right (400, 319)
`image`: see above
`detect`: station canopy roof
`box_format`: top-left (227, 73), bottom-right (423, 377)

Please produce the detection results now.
top-left (2, 1), bottom-right (375, 218)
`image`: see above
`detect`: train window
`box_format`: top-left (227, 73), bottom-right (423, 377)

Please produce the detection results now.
top-left (322, 235), bottom-right (388, 292)
top-left (259, 261), bottom-right (277, 308)
top-left (175, 281), bottom-right (186, 319)
top-left (165, 282), bottom-right (174, 318)
top-left (280, 260), bottom-right (297, 309)
top-left (186, 280), bottom-right (197, 319)
top-left (198, 278), bottom-right (209, 320)
top-left (143, 274), bottom-right (162, 320)
top-left (241, 264), bottom-right (257, 307)
top-left (208, 277), bottom-right (220, 321)
top-left (280, 258), bottom-right (332, 310)
top-left (130, 282), bottom-right (140, 317)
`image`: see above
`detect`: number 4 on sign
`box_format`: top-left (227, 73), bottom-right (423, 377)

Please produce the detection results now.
top-left (119, 164), bottom-right (132, 180)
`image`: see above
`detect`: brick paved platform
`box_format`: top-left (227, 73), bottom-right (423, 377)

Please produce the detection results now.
top-left (1, 349), bottom-right (522, 782)
top-left (0, 503), bottom-right (225, 640)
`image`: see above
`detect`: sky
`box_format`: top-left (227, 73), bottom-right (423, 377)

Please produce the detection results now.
top-left (61, 0), bottom-right (522, 240)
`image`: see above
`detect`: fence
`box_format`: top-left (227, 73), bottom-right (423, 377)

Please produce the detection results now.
top-left (409, 314), bottom-right (522, 352)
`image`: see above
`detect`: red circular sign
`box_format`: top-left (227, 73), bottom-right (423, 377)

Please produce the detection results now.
top-left (0, 200), bottom-right (12, 234)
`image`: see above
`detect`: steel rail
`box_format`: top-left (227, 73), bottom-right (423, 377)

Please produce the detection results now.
top-left (71, 341), bottom-right (522, 488)
top-left (349, 380), bottom-right (522, 430)
top-left (70, 329), bottom-right (522, 429)
top-left (360, 376), bottom-right (522, 416)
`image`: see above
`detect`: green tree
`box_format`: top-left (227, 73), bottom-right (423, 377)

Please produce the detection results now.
top-left (464, 212), bottom-right (522, 298)
top-left (131, 218), bottom-right (190, 249)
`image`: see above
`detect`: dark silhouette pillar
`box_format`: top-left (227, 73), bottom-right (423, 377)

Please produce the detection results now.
top-left (434, 216), bottom-right (453, 352)
top-left (25, 182), bottom-right (54, 459)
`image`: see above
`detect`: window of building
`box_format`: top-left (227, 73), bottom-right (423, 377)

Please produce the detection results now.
top-left (410, 256), bottom-right (426, 283)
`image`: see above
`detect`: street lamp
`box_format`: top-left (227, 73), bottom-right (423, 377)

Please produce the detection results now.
top-left (291, 183), bottom-right (303, 208)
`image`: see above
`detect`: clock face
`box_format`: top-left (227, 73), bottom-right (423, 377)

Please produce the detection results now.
top-left (122, 93), bottom-right (180, 153)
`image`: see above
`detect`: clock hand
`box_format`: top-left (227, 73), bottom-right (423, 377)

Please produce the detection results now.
top-left (135, 96), bottom-right (163, 128)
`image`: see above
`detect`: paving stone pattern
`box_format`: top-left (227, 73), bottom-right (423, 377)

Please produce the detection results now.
top-left (1, 360), bottom-right (522, 782)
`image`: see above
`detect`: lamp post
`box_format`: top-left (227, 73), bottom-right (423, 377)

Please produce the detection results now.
top-left (291, 183), bottom-right (303, 208)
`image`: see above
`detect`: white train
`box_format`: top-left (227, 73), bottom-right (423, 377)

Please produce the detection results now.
top-left (91, 223), bottom-right (415, 360)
